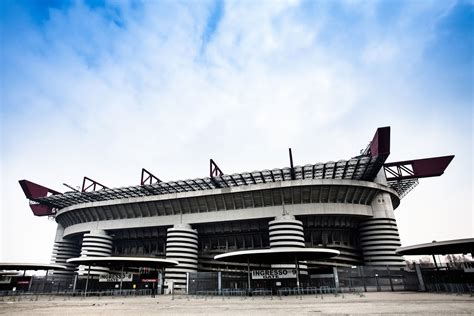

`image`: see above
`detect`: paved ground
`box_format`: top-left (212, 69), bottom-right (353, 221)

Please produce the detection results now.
top-left (1, 292), bottom-right (473, 315)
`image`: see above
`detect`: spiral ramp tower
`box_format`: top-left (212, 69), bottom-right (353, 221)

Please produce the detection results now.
top-left (359, 191), bottom-right (405, 266)
top-left (78, 230), bottom-right (113, 277)
top-left (50, 239), bottom-right (81, 280)
top-left (269, 215), bottom-right (308, 274)
top-left (165, 224), bottom-right (198, 290)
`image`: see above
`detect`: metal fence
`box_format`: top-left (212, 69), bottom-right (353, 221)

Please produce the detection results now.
top-left (3, 265), bottom-right (473, 297)
top-left (0, 289), bottom-right (153, 301)
top-left (188, 267), bottom-right (420, 295)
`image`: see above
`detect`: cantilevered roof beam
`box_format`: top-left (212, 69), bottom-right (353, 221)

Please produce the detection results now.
top-left (384, 155), bottom-right (455, 181)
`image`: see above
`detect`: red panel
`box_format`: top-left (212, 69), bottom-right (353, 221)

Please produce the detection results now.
top-left (210, 159), bottom-right (224, 177)
top-left (385, 155), bottom-right (455, 181)
top-left (29, 204), bottom-right (55, 216)
top-left (18, 180), bottom-right (60, 216)
top-left (411, 156), bottom-right (455, 177)
top-left (370, 126), bottom-right (391, 158)
top-left (18, 180), bottom-right (60, 199)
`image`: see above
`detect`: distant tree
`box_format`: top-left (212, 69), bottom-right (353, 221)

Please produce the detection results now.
top-left (418, 256), bottom-right (434, 268)
top-left (446, 254), bottom-right (465, 270)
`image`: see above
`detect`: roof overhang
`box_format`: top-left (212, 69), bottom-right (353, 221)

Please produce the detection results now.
top-left (66, 256), bottom-right (179, 269)
top-left (214, 247), bottom-right (340, 264)
top-left (396, 238), bottom-right (474, 256)
top-left (0, 263), bottom-right (67, 271)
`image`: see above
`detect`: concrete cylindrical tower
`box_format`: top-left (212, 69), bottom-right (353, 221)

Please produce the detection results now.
top-left (269, 215), bottom-right (305, 248)
top-left (78, 230), bottom-right (113, 276)
top-left (51, 239), bottom-right (81, 279)
top-left (165, 224), bottom-right (198, 291)
top-left (49, 224), bottom-right (80, 280)
top-left (359, 171), bottom-right (404, 266)
top-left (269, 215), bottom-right (307, 274)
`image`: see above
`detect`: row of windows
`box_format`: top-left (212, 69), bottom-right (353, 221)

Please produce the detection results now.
top-left (111, 228), bottom-right (360, 256)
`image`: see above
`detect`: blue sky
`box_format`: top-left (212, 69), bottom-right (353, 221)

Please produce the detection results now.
top-left (1, 0), bottom-right (472, 262)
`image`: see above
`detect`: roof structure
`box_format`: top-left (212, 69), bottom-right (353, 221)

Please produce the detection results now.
top-left (396, 238), bottom-right (474, 256)
top-left (0, 263), bottom-right (67, 271)
top-left (18, 127), bottom-right (454, 216)
top-left (21, 156), bottom-right (387, 211)
top-left (0, 271), bottom-right (21, 276)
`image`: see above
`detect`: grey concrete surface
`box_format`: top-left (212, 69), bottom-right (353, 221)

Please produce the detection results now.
top-left (1, 292), bottom-right (473, 315)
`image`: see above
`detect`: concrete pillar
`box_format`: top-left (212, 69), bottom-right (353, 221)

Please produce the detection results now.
top-left (269, 215), bottom-right (308, 276)
top-left (78, 230), bottom-right (113, 277)
top-left (333, 267), bottom-right (340, 291)
top-left (165, 224), bottom-right (198, 292)
top-left (359, 170), bottom-right (405, 267)
top-left (414, 263), bottom-right (426, 292)
top-left (218, 271), bottom-right (222, 295)
top-left (50, 224), bottom-right (81, 280)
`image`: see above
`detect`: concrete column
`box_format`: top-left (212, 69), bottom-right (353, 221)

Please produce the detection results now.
top-left (78, 229), bottom-right (113, 277)
top-left (269, 215), bottom-right (308, 276)
top-left (359, 170), bottom-right (405, 267)
top-left (186, 272), bottom-right (190, 295)
top-left (414, 263), bottom-right (426, 292)
top-left (50, 224), bottom-right (81, 280)
top-left (165, 224), bottom-right (198, 292)
top-left (333, 267), bottom-right (340, 291)
top-left (218, 271), bottom-right (222, 295)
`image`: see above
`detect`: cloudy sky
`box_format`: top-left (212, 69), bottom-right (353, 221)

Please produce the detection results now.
top-left (1, 0), bottom-right (472, 263)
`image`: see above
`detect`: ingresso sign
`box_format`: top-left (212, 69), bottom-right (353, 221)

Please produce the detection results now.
top-left (251, 269), bottom-right (297, 279)
top-left (99, 273), bottom-right (133, 283)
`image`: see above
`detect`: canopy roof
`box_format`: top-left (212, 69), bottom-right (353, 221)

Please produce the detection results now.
top-left (0, 271), bottom-right (21, 276)
top-left (66, 256), bottom-right (179, 269)
top-left (396, 238), bottom-right (474, 256)
top-left (0, 263), bottom-right (67, 271)
top-left (214, 247), bottom-right (340, 264)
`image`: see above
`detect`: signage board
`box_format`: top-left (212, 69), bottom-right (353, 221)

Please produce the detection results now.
top-left (252, 269), bottom-right (297, 279)
top-left (0, 276), bottom-right (12, 284)
top-left (17, 280), bottom-right (30, 285)
top-left (15, 277), bottom-right (31, 285)
top-left (99, 273), bottom-right (133, 283)
top-left (141, 278), bottom-right (158, 283)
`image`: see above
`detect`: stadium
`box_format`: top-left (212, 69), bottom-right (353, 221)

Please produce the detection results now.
top-left (19, 126), bottom-right (454, 292)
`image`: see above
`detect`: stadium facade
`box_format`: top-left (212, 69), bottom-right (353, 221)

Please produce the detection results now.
top-left (19, 127), bottom-right (454, 290)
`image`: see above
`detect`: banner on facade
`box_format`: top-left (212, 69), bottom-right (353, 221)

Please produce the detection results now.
top-left (251, 269), bottom-right (297, 279)
top-left (99, 273), bottom-right (133, 283)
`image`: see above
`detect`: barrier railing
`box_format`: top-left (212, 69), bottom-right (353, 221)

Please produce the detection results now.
top-left (0, 289), bottom-right (153, 299)
top-left (426, 283), bottom-right (474, 295)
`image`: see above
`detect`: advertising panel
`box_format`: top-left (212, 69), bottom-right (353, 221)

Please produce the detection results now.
top-left (99, 273), bottom-right (133, 283)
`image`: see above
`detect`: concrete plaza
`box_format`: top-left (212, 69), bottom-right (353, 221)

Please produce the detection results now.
top-left (1, 292), bottom-right (473, 315)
